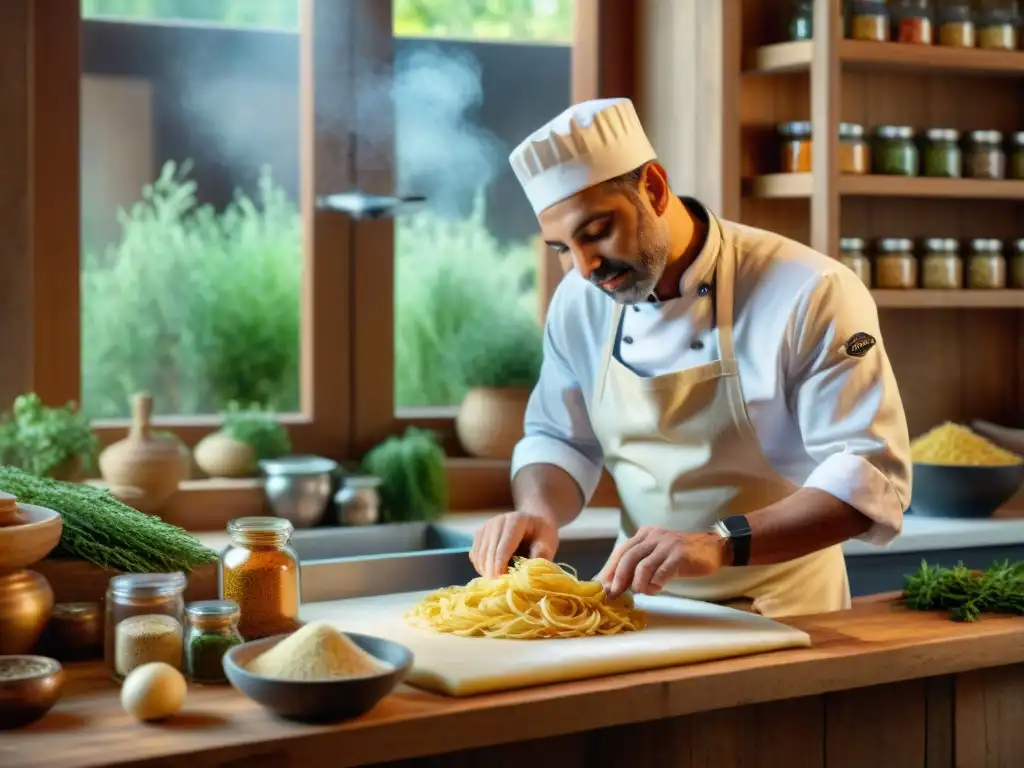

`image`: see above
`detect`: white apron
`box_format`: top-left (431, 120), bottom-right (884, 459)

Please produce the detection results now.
top-left (589, 222), bottom-right (850, 618)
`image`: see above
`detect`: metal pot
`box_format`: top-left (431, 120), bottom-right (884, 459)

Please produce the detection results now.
top-left (258, 455), bottom-right (339, 529)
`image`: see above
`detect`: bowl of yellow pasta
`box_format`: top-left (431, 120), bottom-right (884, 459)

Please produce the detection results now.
top-left (909, 422), bottom-right (1024, 518)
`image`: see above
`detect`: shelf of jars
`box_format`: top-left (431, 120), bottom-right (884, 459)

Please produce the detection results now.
top-left (871, 289), bottom-right (1024, 307)
top-left (749, 173), bottom-right (1024, 198)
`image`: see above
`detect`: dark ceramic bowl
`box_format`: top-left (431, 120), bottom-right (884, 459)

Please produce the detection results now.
top-left (910, 462), bottom-right (1024, 519)
top-left (223, 632), bottom-right (413, 723)
top-left (0, 655), bottom-right (64, 730)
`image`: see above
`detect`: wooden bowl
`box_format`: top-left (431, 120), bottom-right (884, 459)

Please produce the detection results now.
top-left (910, 462), bottom-right (1024, 518)
top-left (223, 632), bottom-right (412, 723)
top-left (0, 504), bottom-right (62, 572)
top-left (0, 655), bottom-right (64, 730)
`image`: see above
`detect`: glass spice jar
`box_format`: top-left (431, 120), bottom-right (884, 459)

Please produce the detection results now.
top-left (847, 0), bottom-right (891, 41)
top-left (788, 0), bottom-right (814, 41)
top-left (839, 237), bottom-right (872, 287)
top-left (921, 238), bottom-right (963, 289)
top-left (104, 572), bottom-right (186, 682)
top-left (976, 4), bottom-right (1018, 50)
top-left (184, 600), bottom-right (243, 685)
top-left (220, 516), bottom-right (302, 641)
top-left (936, 0), bottom-right (976, 46)
top-left (873, 125), bottom-right (920, 176)
top-left (1010, 239), bottom-right (1024, 289)
top-left (890, 0), bottom-right (935, 44)
top-left (779, 121), bottom-right (812, 173)
top-left (964, 130), bottom-right (1006, 180)
top-left (875, 238), bottom-right (919, 289)
top-left (1010, 131), bottom-right (1024, 180)
top-left (967, 238), bottom-right (1007, 289)
top-left (922, 128), bottom-right (962, 178)
top-left (839, 123), bottom-right (870, 174)
top-left (335, 475), bottom-right (382, 526)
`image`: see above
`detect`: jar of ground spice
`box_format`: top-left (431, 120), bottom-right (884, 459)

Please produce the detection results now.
top-left (964, 130), bottom-right (1006, 180)
top-left (921, 238), bottom-right (963, 289)
top-left (967, 238), bottom-right (1007, 289)
top-left (220, 516), bottom-right (301, 641)
top-left (104, 572), bottom-right (186, 682)
top-left (976, 4), bottom-right (1018, 50)
top-left (1010, 132), bottom-right (1024, 180)
top-left (847, 0), bottom-right (891, 41)
top-left (839, 123), bottom-right (870, 174)
top-left (922, 128), bottom-right (962, 178)
top-left (787, 0), bottom-right (814, 41)
top-left (875, 238), bottom-right (919, 289)
top-left (1011, 239), bottom-right (1024, 289)
top-left (184, 600), bottom-right (243, 684)
top-left (839, 237), bottom-right (872, 287)
top-left (936, 0), bottom-right (975, 46)
top-left (890, 0), bottom-right (934, 44)
top-left (778, 121), bottom-right (812, 173)
top-left (873, 126), bottom-right (920, 176)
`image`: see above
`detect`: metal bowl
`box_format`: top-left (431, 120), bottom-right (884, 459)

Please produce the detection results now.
top-left (223, 632), bottom-right (412, 723)
top-left (0, 655), bottom-right (64, 730)
top-left (910, 462), bottom-right (1024, 518)
top-left (259, 455), bottom-right (339, 529)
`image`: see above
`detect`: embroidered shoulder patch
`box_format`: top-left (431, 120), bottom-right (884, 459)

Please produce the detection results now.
top-left (842, 332), bottom-right (876, 358)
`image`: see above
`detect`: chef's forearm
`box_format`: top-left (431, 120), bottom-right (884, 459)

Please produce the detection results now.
top-left (744, 487), bottom-right (871, 566)
top-left (512, 463), bottom-right (585, 528)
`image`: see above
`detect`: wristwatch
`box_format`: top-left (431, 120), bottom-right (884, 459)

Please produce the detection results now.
top-left (712, 515), bottom-right (752, 567)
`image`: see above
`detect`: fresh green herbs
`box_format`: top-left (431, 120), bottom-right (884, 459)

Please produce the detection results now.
top-left (0, 394), bottom-right (99, 479)
top-left (362, 427), bottom-right (448, 523)
top-left (0, 466), bottom-right (218, 573)
top-left (904, 560), bottom-right (1024, 622)
top-left (221, 402), bottom-right (291, 461)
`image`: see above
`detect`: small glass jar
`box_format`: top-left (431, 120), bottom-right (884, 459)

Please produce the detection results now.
top-left (921, 238), bottom-right (963, 289)
top-left (890, 0), bottom-right (935, 44)
top-left (104, 572), bottom-right (186, 682)
top-left (967, 238), bottom-right (1007, 289)
top-left (922, 128), bottom-right (962, 177)
top-left (964, 130), bottom-right (1006, 180)
top-left (788, 0), bottom-right (814, 41)
top-left (779, 121), bottom-right (812, 173)
top-left (873, 125), bottom-right (920, 176)
top-left (44, 602), bottom-right (103, 662)
top-left (875, 238), bottom-right (918, 289)
top-left (1010, 238), bottom-right (1024, 289)
top-left (220, 516), bottom-right (301, 641)
top-left (184, 600), bottom-right (243, 685)
top-left (839, 123), bottom-right (870, 174)
top-left (848, 0), bottom-right (891, 41)
top-left (936, 0), bottom-right (976, 46)
top-left (1010, 131), bottom-right (1024, 180)
top-left (976, 6), bottom-right (1018, 50)
top-left (839, 238), bottom-right (872, 286)
top-left (335, 475), bottom-right (382, 526)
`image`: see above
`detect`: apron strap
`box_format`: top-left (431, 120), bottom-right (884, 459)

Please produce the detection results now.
top-left (712, 220), bottom-right (737, 363)
top-left (594, 303), bottom-right (624, 404)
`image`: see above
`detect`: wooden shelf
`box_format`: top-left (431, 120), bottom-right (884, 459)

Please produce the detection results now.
top-left (749, 174), bottom-right (1024, 200)
top-left (872, 290), bottom-right (1024, 308)
top-left (747, 39), bottom-right (1024, 77)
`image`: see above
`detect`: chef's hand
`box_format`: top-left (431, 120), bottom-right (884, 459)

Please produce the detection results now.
top-left (597, 527), bottom-right (730, 599)
top-left (469, 510), bottom-right (559, 579)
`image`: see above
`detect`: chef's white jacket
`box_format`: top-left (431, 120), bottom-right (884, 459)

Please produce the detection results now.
top-left (512, 218), bottom-right (912, 544)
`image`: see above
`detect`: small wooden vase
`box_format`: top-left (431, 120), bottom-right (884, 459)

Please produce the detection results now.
top-left (98, 393), bottom-right (185, 514)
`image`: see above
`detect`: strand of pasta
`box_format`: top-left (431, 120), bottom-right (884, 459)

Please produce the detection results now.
top-left (405, 557), bottom-right (648, 639)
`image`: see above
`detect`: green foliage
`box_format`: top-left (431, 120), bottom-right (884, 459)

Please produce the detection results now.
top-left (81, 160), bottom-right (301, 419)
top-left (221, 402), bottom-right (292, 460)
top-left (0, 394), bottom-right (99, 479)
top-left (904, 559), bottom-right (1024, 622)
top-left (361, 427), bottom-right (448, 523)
top-left (455, 308), bottom-right (543, 389)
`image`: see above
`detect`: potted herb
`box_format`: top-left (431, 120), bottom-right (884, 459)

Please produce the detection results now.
top-left (0, 394), bottom-right (99, 480)
top-left (454, 312), bottom-right (543, 459)
top-left (193, 402), bottom-right (292, 478)
top-left (362, 427), bottom-right (448, 523)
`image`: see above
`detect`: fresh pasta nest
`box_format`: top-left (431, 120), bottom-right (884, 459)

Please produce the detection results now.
top-left (405, 557), bottom-right (648, 639)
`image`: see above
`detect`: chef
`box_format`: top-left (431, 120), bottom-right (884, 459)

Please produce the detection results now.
top-left (468, 98), bottom-right (912, 618)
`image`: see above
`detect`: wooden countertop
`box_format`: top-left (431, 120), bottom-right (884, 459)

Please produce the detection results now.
top-left (5, 595), bottom-right (1023, 768)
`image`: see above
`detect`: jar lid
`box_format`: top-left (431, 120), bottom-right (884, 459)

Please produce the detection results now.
top-left (258, 455), bottom-right (338, 476)
top-left (1011, 131), bottom-right (1024, 147)
top-left (937, 5), bottom-right (972, 22)
top-left (968, 129), bottom-right (1003, 145)
top-left (970, 238), bottom-right (1003, 252)
top-left (1014, 238), bottom-right (1024, 253)
top-left (777, 121), bottom-right (811, 138)
top-left (51, 602), bottom-right (101, 621)
top-left (922, 237), bottom-right (959, 253)
top-left (924, 128), bottom-right (960, 142)
top-left (875, 125), bottom-right (915, 140)
top-left (839, 237), bottom-right (866, 251)
top-left (343, 475), bottom-right (382, 489)
top-left (186, 599), bottom-right (240, 623)
top-left (839, 123), bottom-right (865, 139)
top-left (109, 572), bottom-right (186, 598)
top-left (877, 237), bottom-right (914, 252)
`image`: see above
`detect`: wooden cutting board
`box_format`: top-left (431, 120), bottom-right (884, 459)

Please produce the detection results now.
top-left (300, 591), bottom-right (812, 697)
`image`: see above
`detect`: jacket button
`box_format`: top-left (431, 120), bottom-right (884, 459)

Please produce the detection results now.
top-left (690, 340), bottom-right (704, 350)
top-left (697, 283), bottom-right (711, 296)
top-left (632, 305), bottom-right (641, 312)
top-left (622, 335), bottom-right (634, 345)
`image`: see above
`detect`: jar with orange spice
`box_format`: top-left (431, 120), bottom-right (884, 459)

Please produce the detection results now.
top-left (889, 0), bottom-right (934, 44)
top-left (219, 516), bottom-right (302, 641)
top-left (779, 121), bottom-right (812, 173)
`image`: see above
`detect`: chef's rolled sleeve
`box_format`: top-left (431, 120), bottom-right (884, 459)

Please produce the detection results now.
top-left (790, 270), bottom-right (912, 545)
top-left (510, 310), bottom-right (605, 505)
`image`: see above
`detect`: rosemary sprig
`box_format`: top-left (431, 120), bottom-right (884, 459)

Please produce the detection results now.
top-left (904, 559), bottom-right (1024, 622)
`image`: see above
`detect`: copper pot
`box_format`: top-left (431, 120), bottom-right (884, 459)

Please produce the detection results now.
top-left (0, 570), bottom-right (55, 655)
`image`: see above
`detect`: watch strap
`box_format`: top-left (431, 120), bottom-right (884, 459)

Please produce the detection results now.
top-left (717, 514), bottom-right (752, 567)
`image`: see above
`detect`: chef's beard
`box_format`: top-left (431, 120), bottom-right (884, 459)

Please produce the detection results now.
top-left (593, 207), bottom-right (670, 305)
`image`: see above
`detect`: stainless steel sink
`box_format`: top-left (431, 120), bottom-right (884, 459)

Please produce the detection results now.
top-left (290, 522), bottom-right (471, 562)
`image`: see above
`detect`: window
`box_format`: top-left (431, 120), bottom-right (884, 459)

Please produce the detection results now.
top-left (81, 0), bottom-right (299, 29)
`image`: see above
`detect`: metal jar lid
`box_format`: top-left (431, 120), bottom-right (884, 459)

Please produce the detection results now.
top-left (1011, 131), bottom-right (1024, 148)
top-left (1014, 238), bottom-right (1024, 255)
top-left (969, 238), bottom-right (1003, 253)
top-left (967, 130), bottom-right (1003, 145)
top-left (778, 120), bottom-right (812, 138)
top-left (840, 237), bottom-right (866, 252)
top-left (924, 128), bottom-right (960, 143)
top-left (875, 125), bottom-right (915, 141)
top-left (922, 238), bottom-right (960, 254)
top-left (876, 237), bottom-right (915, 253)
top-left (839, 123), bottom-right (866, 139)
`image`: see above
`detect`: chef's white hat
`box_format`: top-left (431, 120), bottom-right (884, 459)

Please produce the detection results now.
top-left (509, 98), bottom-right (657, 215)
